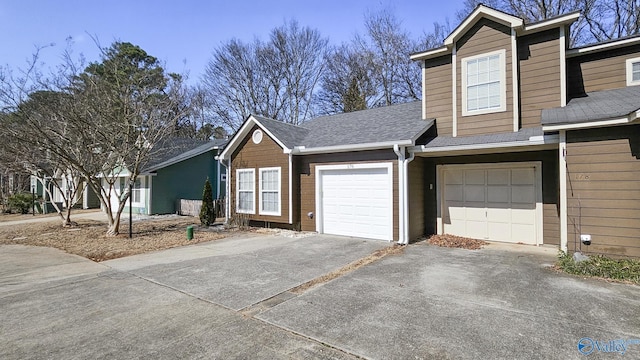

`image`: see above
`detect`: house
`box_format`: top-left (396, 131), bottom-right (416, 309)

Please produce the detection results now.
top-left (219, 5), bottom-right (640, 258)
top-left (104, 138), bottom-right (227, 215)
top-left (30, 172), bottom-right (100, 212)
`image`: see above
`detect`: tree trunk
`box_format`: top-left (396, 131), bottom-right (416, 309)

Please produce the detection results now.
top-left (107, 215), bottom-right (120, 236)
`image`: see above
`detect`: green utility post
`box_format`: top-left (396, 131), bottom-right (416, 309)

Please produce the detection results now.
top-left (187, 226), bottom-right (194, 240)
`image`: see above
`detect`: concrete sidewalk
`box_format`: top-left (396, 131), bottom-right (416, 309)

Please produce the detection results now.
top-left (0, 211), bottom-right (108, 227)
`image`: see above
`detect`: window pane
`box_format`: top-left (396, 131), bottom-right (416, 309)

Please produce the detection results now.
top-left (261, 170), bottom-right (278, 191)
top-left (465, 53), bottom-right (502, 112)
top-left (633, 62), bottom-right (640, 81)
top-left (262, 192), bottom-right (278, 212)
top-left (239, 191), bottom-right (253, 211)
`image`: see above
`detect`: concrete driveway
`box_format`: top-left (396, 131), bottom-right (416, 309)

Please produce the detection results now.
top-left (1, 234), bottom-right (639, 359)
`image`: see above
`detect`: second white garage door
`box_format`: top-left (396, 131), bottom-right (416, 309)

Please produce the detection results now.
top-left (317, 163), bottom-right (393, 241)
top-left (440, 162), bottom-right (542, 245)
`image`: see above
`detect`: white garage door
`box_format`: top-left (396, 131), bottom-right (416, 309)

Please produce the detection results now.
top-left (442, 163), bottom-right (541, 245)
top-left (317, 164), bottom-right (393, 241)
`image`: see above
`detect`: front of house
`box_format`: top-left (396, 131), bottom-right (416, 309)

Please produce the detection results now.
top-left (219, 5), bottom-right (640, 258)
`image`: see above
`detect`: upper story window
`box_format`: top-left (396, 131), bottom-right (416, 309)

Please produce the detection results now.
top-left (626, 57), bottom-right (640, 86)
top-left (259, 167), bottom-right (281, 216)
top-left (236, 169), bottom-right (255, 214)
top-left (462, 49), bottom-right (506, 116)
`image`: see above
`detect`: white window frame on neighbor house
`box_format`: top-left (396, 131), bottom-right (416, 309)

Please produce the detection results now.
top-left (462, 49), bottom-right (507, 116)
top-left (120, 176), bottom-right (145, 208)
top-left (236, 169), bottom-right (255, 214)
top-left (626, 57), bottom-right (640, 86)
top-left (259, 167), bottom-right (281, 216)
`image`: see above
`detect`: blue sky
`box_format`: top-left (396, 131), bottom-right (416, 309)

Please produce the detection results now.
top-left (0, 0), bottom-right (463, 84)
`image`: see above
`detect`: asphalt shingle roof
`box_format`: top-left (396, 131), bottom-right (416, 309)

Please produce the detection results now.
top-left (253, 116), bottom-right (309, 149)
top-left (142, 138), bottom-right (227, 173)
top-left (422, 126), bottom-right (543, 148)
top-left (300, 101), bottom-right (432, 148)
top-left (542, 86), bottom-right (640, 125)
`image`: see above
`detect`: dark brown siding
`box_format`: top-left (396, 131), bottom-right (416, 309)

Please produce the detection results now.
top-left (231, 125), bottom-right (290, 224)
top-left (422, 150), bottom-right (559, 245)
top-left (456, 18), bottom-right (514, 136)
top-left (408, 157), bottom-right (426, 240)
top-left (518, 29), bottom-right (561, 128)
top-left (298, 150), bottom-right (399, 241)
top-left (425, 55), bottom-right (453, 136)
top-left (566, 125), bottom-right (640, 258)
top-left (567, 45), bottom-right (640, 97)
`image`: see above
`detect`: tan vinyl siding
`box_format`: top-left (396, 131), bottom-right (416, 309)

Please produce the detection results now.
top-left (408, 157), bottom-right (425, 240)
top-left (425, 55), bottom-right (453, 136)
top-left (566, 125), bottom-right (640, 258)
top-left (298, 150), bottom-right (399, 241)
top-left (567, 45), bottom-right (640, 96)
top-left (231, 125), bottom-right (290, 224)
top-left (456, 18), bottom-right (514, 137)
top-left (518, 29), bottom-right (561, 128)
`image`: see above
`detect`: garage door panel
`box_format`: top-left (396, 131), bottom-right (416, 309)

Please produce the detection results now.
top-left (488, 222), bottom-right (511, 241)
top-left (320, 166), bottom-right (392, 241)
top-left (488, 186), bottom-right (510, 203)
top-left (512, 186), bottom-right (535, 204)
top-left (445, 185), bottom-right (464, 201)
top-left (445, 170), bottom-right (464, 184)
top-left (465, 185), bottom-right (486, 202)
top-left (488, 169), bottom-right (510, 185)
top-left (512, 168), bottom-right (535, 185)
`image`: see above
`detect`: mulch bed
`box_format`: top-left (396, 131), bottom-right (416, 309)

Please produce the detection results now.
top-left (426, 234), bottom-right (488, 250)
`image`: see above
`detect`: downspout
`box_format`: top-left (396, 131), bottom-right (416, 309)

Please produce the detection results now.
top-left (393, 144), bottom-right (405, 245)
top-left (216, 155), bottom-right (231, 224)
top-left (216, 148), bottom-right (222, 199)
top-left (402, 151), bottom-right (416, 245)
top-left (559, 130), bottom-right (568, 253)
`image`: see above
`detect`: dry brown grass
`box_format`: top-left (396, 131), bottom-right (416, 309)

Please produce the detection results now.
top-left (290, 244), bottom-right (405, 294)
top-left (0, 216), bottom-right (226, 262)
top-left (426, 234), bottom-right (488, 250)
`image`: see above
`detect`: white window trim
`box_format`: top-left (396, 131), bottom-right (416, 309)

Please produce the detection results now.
top-left (461, 49), bottom-right (507, 116)
top-left (626, 57), bottom-right (640, 86)
top-left (259, 167), bottom-right (281, 216)
top-left (236, 168), bottom-right (255, 214)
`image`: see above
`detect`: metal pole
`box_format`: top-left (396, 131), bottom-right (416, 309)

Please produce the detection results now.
top-left (129, 181), bottom-right (132, 238)
top-left (32, 189), bottom-right (35, 216)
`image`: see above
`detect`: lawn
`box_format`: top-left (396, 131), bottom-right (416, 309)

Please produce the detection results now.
top-left (0, 215), bottom-right (226, 262)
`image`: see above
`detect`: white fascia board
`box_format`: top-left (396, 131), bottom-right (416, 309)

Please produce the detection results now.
top-left (521, 12), bottom-right (580, 34)
top-left (566, 36), bottom-right (640, 58)
top-left (541, 116), bottom-right (635, 131)
top-left (293, 140), bottom-right (413, 155)
top-left (218, 115), bottom-right (291, 159)
top-left (445, 5), bottom-right (523, 46)
top-left (410, 135), bottom-right (559, 156)
top-left (410, 46), bottom-right (450, 61)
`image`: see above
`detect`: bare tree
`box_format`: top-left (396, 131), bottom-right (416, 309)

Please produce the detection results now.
top-left (355, 8), bottom-right (422, 107)
top-left (203, 20), bottom-right (329, 130)
top-left (0, 42), bottom-right (188, 235)
top-left (316, 44), bottom-right (378, 114)
top-left (584, 0), bottom-right (640, 41)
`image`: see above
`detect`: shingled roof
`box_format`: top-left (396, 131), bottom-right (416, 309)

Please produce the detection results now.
top-left (254, 101), bottom-right (431, 150)
top-left (421, 126), bottom-right (544, 149)
top-left (542, 86), bottom-right (640, 125)
top-left (142, 138), bottom-right (227, 173)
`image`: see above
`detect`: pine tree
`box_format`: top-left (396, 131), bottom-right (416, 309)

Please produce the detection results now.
top-left (199, 178), bottom-right (214, 226)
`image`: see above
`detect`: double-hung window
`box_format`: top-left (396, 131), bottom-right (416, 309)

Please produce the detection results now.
top-left (462, 49), bottom-right (506, 116)
top-left (259, 167), bottom-right (281, 216)
top-left (236, 169), bottom-right (255, 214)
top-left (626, 57), bottom-right (640, 86)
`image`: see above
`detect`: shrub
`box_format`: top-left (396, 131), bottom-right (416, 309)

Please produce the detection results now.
top-left (557, 251), bottom-right (640, 284)
top-left (8, 192), bottom-right (33, 214)
top-left (199, 178), bottom-right (214, 226)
